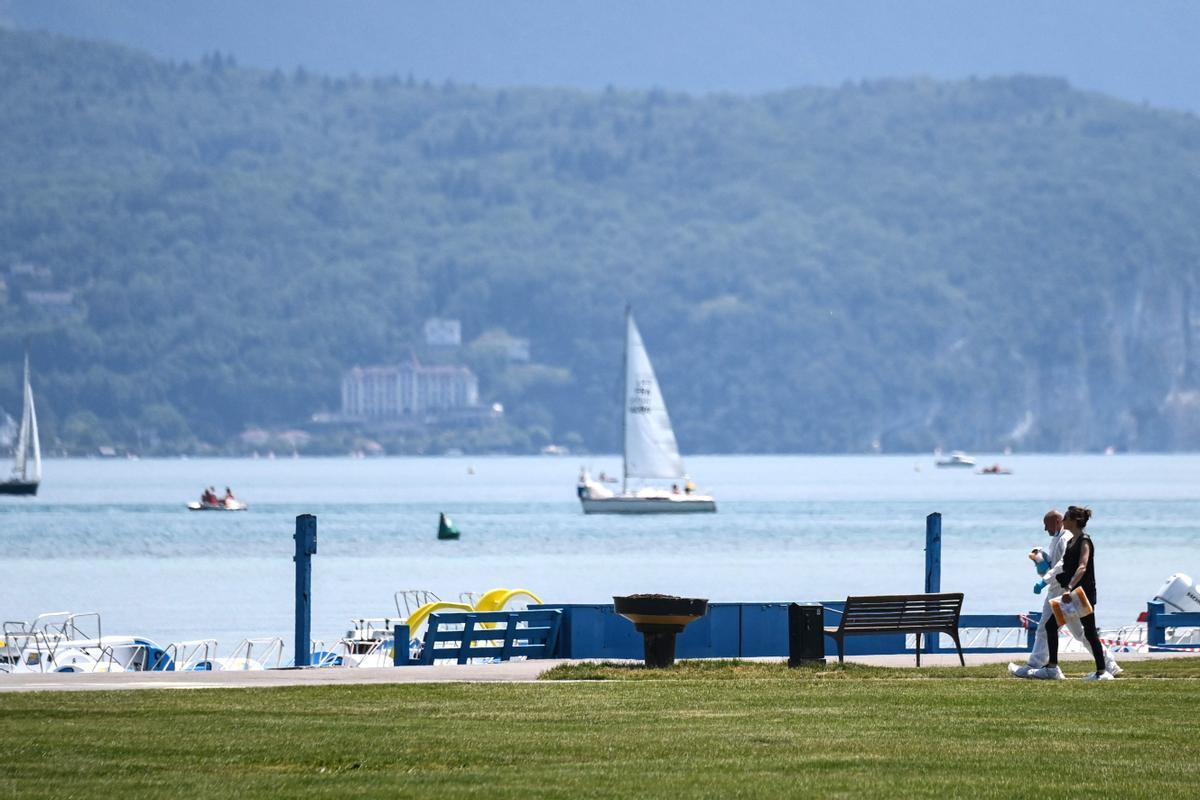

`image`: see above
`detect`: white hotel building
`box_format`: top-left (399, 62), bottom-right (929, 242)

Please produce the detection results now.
top-left (341, 361), bottom-right (480, 419)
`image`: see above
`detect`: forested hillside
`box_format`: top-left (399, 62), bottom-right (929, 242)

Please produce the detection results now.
top-left (2, 28), bottom-right (1200, 454)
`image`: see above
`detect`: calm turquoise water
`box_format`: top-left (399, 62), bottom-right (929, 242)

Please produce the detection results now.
top-left (2, 454), bottom-right (1197, 647)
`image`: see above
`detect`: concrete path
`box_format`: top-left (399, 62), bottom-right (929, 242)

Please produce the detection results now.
top-left (0, 659), bottom-right (569, 693)
top-left (1, 651), bottom-right (1191, 693)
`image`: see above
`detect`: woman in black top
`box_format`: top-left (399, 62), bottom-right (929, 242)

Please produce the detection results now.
top-left (1042, 505), bottom-right (1110, 680)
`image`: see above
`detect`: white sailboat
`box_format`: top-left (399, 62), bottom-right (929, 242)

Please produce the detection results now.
top-left (578, 309), bottom-right (716, 514)
top-left (2, 353), bottom-right (41, 496)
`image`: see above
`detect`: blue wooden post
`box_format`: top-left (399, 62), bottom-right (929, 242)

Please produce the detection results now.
top-left (922, 512), bottom-right (942, 656)
top-left (924, 512), bottom-right (941, 593)
top-left (393, 624), bottom-right (411, 666)
top-left (293, 514), bottom-right (317, 668)
top-left (1146, 600), bottom-right (1166, 648)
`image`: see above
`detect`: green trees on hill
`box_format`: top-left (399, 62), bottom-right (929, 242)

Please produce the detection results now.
top-left (2, 29), bottom-right (1199, 454)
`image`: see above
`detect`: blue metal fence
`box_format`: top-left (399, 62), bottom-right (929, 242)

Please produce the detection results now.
top-left (531, 602), bottom-right (1033, 660)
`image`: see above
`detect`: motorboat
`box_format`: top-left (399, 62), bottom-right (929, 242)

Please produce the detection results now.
top-left (935, 451), bottom-right (976, 468)
top-left (977, 464), bottom-right (1012, 475)
top-left (1, 352), bottom-right (40, 496)
top-left (578, 308), bottom-right (716, 514)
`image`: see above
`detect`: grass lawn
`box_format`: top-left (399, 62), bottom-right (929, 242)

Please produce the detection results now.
top-left (2, 658), bottom-right (1198, 798)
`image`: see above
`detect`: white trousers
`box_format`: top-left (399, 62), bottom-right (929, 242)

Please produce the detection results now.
top-left (1028, 588), bottom-right (1118, 672)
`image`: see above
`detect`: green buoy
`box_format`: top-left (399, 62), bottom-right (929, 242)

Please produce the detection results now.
top-left (437, 512), bottom-right (460, 540)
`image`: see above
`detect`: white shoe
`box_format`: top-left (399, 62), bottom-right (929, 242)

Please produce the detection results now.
top-left (1106, 662), bottom-right (1123, 678)
top-left (1083, 671), bottom-right (1114, 681)
top-left (1007, 662), bottom-right (1034, 678)
top-left (1029, 665), bottom-right (1065, 680)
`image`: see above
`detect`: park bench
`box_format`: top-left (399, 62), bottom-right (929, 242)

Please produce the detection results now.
top-left (824, 592), bottom-right (965, 666)
top-left (397, 609), bottom-right (562, 666)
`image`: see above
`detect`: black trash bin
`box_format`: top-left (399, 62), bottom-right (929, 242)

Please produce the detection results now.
top-left (788, 603), bottom-right (826, 667)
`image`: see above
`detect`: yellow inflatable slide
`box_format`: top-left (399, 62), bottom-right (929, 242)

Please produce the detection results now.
top-left (402, 587), bottom-right (544, 638)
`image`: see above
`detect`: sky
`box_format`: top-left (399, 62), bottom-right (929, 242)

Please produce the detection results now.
top-left (3, 1), bottom-right (1200, 114)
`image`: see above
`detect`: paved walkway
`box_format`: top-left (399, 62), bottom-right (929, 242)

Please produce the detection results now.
top-left (0, 651), bottom-right (1191, 693)
top-left (0, 659), bottom-right (567, 693)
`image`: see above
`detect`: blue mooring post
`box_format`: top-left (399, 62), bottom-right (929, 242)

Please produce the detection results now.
top-left (924, 512), bottom-right (941, 594)
top-left (922, 512), bottom-right (942, 656)
top-left (294, 514), bottom-right (317, 668)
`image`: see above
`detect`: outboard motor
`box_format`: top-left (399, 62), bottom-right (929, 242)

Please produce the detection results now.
top-left (1154, 573), bottom-right (1200, 614)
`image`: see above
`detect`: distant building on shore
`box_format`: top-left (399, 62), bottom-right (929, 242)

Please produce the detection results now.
top-left (341, 360), bottom-right (480, 419)
top-left (423, 318), bottom-right (462, 348)
top-left (7, 261), bottom-right (53, 282)
top-left (22, 289), bottom-right (78, 317)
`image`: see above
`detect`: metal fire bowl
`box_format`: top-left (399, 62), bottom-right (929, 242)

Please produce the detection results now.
top-left (613, 594), bottom-right (709, 632)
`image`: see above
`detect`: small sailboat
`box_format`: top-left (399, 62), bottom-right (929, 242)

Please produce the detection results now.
top-left (579, 308), bottom-right (716, 514)
top-left (1, 353), bottom-right (41, 496)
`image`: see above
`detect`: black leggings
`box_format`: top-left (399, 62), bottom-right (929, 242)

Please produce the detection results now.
top-left (1045, 611), bottom-right (1105, 673)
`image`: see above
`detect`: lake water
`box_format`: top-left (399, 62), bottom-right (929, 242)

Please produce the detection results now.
top-left (2, 454), bottom-right (1197, 649)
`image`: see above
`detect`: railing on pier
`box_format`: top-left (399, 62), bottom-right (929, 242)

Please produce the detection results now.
top-left (1146, 601), bottom-right (1200, 651)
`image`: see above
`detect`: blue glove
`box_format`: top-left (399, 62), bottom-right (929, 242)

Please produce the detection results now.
top-left (1035, 560), bottom-right (1051, 576)
top-left (1033, 580), bottom-right (1047, 594)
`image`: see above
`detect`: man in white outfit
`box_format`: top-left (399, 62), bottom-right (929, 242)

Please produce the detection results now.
top-left (1009, 509), bottom-right (1121, 678)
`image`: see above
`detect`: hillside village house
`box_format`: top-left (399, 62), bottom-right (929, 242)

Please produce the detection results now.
top-left (341, 361), bottom-right (480, 419)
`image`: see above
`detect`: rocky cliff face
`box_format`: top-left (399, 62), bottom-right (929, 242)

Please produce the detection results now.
top-left (1009, 274), bottom-right (1200, 452)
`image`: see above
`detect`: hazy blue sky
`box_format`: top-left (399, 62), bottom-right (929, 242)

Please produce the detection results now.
top-left (5, 1), bottom-right (1199, 113)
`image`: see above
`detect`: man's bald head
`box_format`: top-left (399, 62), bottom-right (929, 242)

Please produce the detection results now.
top-left (1044, 509), bottom-right (1063, 535)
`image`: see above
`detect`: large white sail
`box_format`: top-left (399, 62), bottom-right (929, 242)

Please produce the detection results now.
top-left (26, 358), bottom-right (40, 482)
top-left (12, 354), bottom-right (39, 482)
top-left (623, 311), bottom-right (685, 480)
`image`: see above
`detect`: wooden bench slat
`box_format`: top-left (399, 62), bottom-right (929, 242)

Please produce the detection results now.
top-left (843, 612), bottom-right (959, 619)
top-left (844, 604), bottom-right (960, 613)
top-left (845, 616), bottom-right (956, 624)
top-left (845, 616), bottom-right (958, 623)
